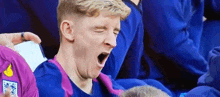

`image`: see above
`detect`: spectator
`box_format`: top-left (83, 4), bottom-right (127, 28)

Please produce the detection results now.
top-left (185, 46), bottom-right (220, 97)
top-left (34, 0), bottom-right (131, 96)
top-left (0, 32), bottom-right (40, 97)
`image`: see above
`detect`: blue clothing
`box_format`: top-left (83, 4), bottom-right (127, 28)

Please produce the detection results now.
top-left (185, 46), bottom-right (220, 96)
top-left (34, 57), bottom-right (124, 97)
top-left (69, 79), bottom-right (110, 97)
top-left (185, 86), bottom-right (220, 97)
top-left (195, 46), bottom-right (220, 92)
top-left (142, 0), bottom-right (208, 90)
top-left (199, 0), bottom-right (220, 60)
top-left (200, 20), bottom-right (220, 60)
top-left (190, 2), bottom-right (220, 97)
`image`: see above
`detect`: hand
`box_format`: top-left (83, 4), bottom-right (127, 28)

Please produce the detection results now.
top-left (0, 32), bottom-right (41, 50)
top-left (0, 88), bottom-right (17, 97)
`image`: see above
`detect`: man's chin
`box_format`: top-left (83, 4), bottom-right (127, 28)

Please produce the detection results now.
top-left (91, 72), bottom-right (101, 79)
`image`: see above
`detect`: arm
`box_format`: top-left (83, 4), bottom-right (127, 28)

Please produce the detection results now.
top-left (22, 65), bottom-right (39, 97)
top-left (142, 0), bottom-right (207, 81)
top-left (34, 61), bottom-right (66, 97)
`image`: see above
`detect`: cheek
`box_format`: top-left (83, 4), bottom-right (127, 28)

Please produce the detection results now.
top-left (74, 46), bottom-right (87, 59)
top-left (74, 39), bottom-right (92, 58)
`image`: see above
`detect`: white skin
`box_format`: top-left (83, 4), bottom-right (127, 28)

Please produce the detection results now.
top-left (56, 11), bottom-right (120, 94)
top-left (0, 32), bottom-right (41, 50)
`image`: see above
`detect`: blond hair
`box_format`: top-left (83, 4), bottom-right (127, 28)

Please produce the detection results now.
top-left (57, 0), bottom-right (131, 40)
top-left (120, 85), bottom-right (170, 97)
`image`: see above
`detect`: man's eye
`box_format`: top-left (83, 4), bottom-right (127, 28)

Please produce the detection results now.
top-left (95, 30), bottom-right (104, 33)
top-left (113, 32), bottom-right (119, 35)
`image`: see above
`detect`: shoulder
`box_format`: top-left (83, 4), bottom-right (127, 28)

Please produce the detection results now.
top-left (97, 73), bottom-right (124, 96)
top-left (36, 74), bottom-right (64, 97)
top-left (0, 45), bottom-right (30, 72)
top-left (0, 45), bottom-right (33, 77)
top-left (0, 45), bottom-right (39, 96)
top-left (34, 60), bottom-right (63, 89)
top-left (0, 45), bottom-right (35, 77)
top-left (34, 61), bottom-right (65, 97)
top-left (34, 60), bottom-right (61, 78)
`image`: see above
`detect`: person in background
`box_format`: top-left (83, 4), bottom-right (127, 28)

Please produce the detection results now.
top-left (140, 0), bottom-right (219, 96)
top-left (185, 46), bottom-right (220, 97)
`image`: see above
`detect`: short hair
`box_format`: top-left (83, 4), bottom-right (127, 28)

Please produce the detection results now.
top-left (57, 0), bottom-right (131, 40)
top-left (120, 85), bottom-right (170, 97)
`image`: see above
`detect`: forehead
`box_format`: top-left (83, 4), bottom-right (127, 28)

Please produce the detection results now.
top-left (75, 11), bottom-right (121, 27)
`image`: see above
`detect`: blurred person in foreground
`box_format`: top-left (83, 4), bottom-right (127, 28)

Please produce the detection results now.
top-left (0, 32), bottom-right (41, 97)
top-left (120, 85), bottom-right (170, 97)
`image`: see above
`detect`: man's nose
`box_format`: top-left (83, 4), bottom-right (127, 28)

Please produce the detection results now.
top-left (104, 32), bottom-right (117, 48)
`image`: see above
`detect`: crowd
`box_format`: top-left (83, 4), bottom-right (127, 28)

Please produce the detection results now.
top-left (0, 0), bottom-right (220, 97)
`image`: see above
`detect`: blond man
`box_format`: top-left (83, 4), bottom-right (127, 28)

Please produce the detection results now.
top-left (34, 0), bottom-right (130, 96)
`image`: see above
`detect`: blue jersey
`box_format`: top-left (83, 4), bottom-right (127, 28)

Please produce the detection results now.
top-left (200, 0), bottom-right (220, 61)
top-left (185, 86), bottom-right (220, 97)
top-left (34, 56), bottom-right (124, 97)
top-left (185, 46), bottom-right (220, 97)
top-left (142, 0), bottom-right (208, 89)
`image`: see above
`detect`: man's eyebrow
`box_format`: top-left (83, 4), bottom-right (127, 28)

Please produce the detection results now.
top-left (114, 28), bottom-right (120, 32)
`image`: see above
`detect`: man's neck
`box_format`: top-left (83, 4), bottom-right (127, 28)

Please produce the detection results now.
top-left (56, 44), bottom-right (93, 94)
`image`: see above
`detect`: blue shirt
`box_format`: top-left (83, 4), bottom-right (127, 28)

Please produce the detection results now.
top-left (142, 0), bottom-right (207, 89)
top-left (34, 56), bottom-right (124, 97)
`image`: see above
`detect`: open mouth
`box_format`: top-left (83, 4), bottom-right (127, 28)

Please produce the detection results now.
top-left (98, 52), bottom-right (109, 64)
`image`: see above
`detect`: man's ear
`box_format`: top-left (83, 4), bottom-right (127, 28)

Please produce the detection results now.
top-left (60, 20), bottom-right (74, 41)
